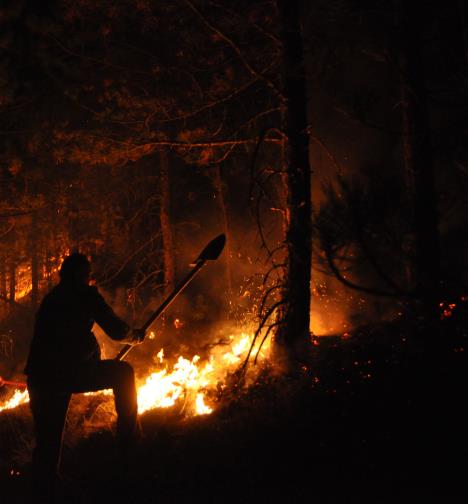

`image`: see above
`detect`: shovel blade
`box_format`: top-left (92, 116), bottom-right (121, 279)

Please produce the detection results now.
top-left (193, 234), bottom-right (226, 264)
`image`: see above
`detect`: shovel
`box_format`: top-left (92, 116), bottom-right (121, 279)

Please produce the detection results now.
top-left (115, 234), bottom-right (226, 361)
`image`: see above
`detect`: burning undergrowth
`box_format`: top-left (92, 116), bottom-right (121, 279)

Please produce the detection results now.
top-left (1, 304), bottom-right (467, 502)
top-left (0, 324), bottom-right (276, 481)
top-left (0, 324), bottom-right (273, 418)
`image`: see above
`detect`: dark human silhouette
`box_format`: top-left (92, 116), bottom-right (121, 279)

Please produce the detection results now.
top-left (24, 253), bottom-right (145, 500)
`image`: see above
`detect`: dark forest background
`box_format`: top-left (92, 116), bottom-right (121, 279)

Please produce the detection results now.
top-left (1, 0), bottom-right (466, 367)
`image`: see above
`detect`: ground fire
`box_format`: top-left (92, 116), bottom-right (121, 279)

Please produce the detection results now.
top-left (0, 329), bottom-right (270, 416)
top-left (0, 235), bottom-right (273, 422)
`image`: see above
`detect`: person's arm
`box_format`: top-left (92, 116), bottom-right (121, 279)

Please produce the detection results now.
top-left (90, 287), bottom-right (130, 341)
top-left (90, 287), bottom-right (146, 344)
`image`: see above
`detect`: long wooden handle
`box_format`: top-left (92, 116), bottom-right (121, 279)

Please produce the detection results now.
top-left (0, 376), bottom-right (27, 388)
top-left (114, 261), bottom-right (206, 361)
top-left (114, 233), bottom-right (226, 361)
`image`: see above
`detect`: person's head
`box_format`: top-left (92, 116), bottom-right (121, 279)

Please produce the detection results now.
top-left (59, 253), bottom-right (91, 285)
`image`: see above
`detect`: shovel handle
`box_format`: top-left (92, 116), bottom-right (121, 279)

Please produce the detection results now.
top-left (0, 376), bottom-right (27, 388)
top-left (115, 260), bottom-right (206, 361)
top-left (114, 234), bottom-right (225, 362)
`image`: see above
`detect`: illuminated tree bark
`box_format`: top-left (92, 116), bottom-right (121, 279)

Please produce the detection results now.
top-left (397, 3), bottom-right (440, 321)
top-left (31, 213), bottom-right (39, 308)
top-left (275, 0), bottom-right (312, 362)
top-left (0, 255), bottom-right (6, 302)
top-left (45, 250), bottom-right (53, 290)
top-left (8, 259), bottom-right (15, 304)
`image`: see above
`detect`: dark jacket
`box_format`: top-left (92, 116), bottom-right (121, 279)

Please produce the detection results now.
top-left (25, 281), bottom-right (129, 379)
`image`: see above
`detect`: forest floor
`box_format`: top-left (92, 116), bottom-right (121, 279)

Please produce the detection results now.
top-left (1, 301), bottom-right (467, 504)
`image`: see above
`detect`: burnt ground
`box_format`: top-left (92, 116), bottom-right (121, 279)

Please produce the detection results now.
top-left (1, 302), bottom-right (467, 504)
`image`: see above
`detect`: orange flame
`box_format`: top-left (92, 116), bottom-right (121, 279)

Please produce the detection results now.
top-left (0, 330), bottom-right (270, 416)
top-left (0, 389), bottom-right (29, 412)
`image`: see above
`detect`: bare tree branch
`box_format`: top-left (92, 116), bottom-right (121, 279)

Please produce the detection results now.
top-left (184, 0), bottom-right (283, 100)
top-left (324, 246), bottom-right (408, 297)
top-left (239, 299), bottom-right (286, 376)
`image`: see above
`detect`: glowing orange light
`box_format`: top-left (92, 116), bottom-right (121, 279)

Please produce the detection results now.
top-left (0, 329), bottom-right (271, 418)
top-left (174, 318), bottom-right (184, 329)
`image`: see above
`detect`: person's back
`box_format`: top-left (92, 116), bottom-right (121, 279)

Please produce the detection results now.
top-left (25, 280), bottom-right (129, 379)
top-left (26, 282), bottom-right (100, 378)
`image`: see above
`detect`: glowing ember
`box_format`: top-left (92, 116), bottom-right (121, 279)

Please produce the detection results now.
top-left (440, 301), bottom-right (458, 320)
top-left (174, 318), bottom-right (184, 329)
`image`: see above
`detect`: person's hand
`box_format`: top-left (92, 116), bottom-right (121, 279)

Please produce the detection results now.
top-left (130, 328), bottom-right (146, 344)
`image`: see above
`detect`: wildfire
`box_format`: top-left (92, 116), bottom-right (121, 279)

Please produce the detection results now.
top-left (137, 332), bottom-right (264, 415)
top-left (0, 331), bottom-right (270, 416)
top-left (14, 252), bottom-right (69, 301)
top-left (0, 388), bottom-right (29, 411)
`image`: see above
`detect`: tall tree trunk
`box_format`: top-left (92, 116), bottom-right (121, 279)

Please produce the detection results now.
top-left (31, 213), bottom-right (39, 308)
top-left (212, 165), bottom-right (233, 299)
top-left (275, 0), bottom-right (313, 363)
top-left (0, 254), bottom-right (5, 317)
top-left (9, 259), bottom-right (16, 304)
top-left (397, 3), bottom-right (440, 322)
top-left (45, 250), bottom-right (53, 290)
top-left (159, 150), bottom-right (175, 296)
top-left (0, 254), bottom-right (6, 300)
top-left (279, 112), bottom-right (289, 241)
top-left (459, 0), bottom-right (468, 68)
